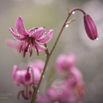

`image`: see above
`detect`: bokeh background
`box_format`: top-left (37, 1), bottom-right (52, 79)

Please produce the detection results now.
top-left (0, 0), bottom-right (103, 103)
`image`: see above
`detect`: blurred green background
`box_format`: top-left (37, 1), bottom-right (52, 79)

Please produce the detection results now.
top-left (0, 0), bottom-right (103, 103)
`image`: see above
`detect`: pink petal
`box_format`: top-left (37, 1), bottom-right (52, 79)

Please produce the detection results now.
top-left (25, 73), bottom-right (31, 82)
top-left (36, 29), bottom-right (53, 44)
top-left (6, 39), bottom-right (18, 49)
top-left (15, 71), bottom-right (24, 86)
top-left (33, 68), bottom-right (41, 85)
top-left (32, 43), bottom-right (47, 51)
top-left (15, 16), bottom-right (28, 35)
top-left (34, 27), bottom-right (46, 39)
top-left (70, 67), bottom-right (83, 84)
top-left (12, 65), bottom-right (18, 82)
top-left (66, 53), bottom-right (76, 68)
top-left (9, 28), bottom-right (27, 41)
top-left (9, 28), bottom-right (16, 36)
top-left (29, 60), bottom-right (44, 72)
top-left (55, 54), bottom-right (67, 72)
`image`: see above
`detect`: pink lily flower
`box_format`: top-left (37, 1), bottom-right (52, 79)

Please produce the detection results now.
top-left (13, 65), bottom-right (34, 99)
top-left (9, 16), bottom-right (53, 57)
top-left (12, 60), bottom-right (44, 99)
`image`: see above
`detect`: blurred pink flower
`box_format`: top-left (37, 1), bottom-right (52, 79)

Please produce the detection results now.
top-left (55, 53), bottom-right (76, 72)
top-left (84, 14), bottom-right (98, 40)
top-left (13, 60), bottom-right (44, 99)
top-left (36, 52), bottom-right (85, 103)
top-left (70, 66), bottom-right (83, 85)
top-left (36, 95), bottom-right (51, 103)
top-left (6, 39), bottom-right (23, 52)
top-left (69, 67), bottom-right (85, 99)
top-left (9, 16), bottom-right (53, 57)
top-left (29, 60), bottom-right (45, 72)
top-left (47, 87), bottom-right (59, 101)
top-left (37, 75), bottom-right (84, 103)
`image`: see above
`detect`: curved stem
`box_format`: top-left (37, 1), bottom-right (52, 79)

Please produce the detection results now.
top-left (50, 7), bottom-right (85, 55)
top-left (70, 8), bottom-right (86, 15)
top-left (50, 13), bottom-right (71, 55)
top-left (31, 7), bottom-right (86, 103)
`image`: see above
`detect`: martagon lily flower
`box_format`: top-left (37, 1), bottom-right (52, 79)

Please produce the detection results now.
top-left (13, 60), bottom-right (45, 99)
top-left (9, 16), bottom-right (53, 57)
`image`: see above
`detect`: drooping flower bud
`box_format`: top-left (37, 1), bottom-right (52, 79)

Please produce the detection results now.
top-left (84, 14), bottom-right (98, 40)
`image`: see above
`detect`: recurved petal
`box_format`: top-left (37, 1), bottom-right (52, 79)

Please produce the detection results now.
top-left (12, 66), bottom-right (24, 86)
top-left (34, 27), bottom-right (46, 39)
top-left (36, 29), bottom-right (53, 44)
top-left (9, 28), bottom-right (27, 41)
top-left (9, 28), bottom-right (17, 36)
top-left (33, 43), bottom-right (47, 51)
top-left (29, 60), bottom-right (44, 72)
top-left (70, 67), bottom-right (83, 84)
top-left (15, 16), bottom-right (28, 36)
top-left (6, 39), bottom-right (18, 49)
top-left (12, 65), bottom-right (18, 82)
top-left (66, 53), bottom-right (76, 68)
top-left (55, 54), bottom-right (67, 72)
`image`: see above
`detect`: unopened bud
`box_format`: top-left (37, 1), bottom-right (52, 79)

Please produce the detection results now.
top-left (84, 14), bottom-right (98, 40)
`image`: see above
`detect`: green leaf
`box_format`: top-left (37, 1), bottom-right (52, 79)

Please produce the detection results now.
top-left (66, 19), bottom-right (77, 26)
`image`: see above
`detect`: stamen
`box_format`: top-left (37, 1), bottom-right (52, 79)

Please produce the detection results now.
top-left (18, 90), bottom-right (22, 99)
top-left (21, 90), bottom-right (28, 99)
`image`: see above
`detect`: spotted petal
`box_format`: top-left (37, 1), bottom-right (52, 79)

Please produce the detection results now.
top-left (12, 65), bottom-right (18, 83)
top-left (36, 29), bottom-right (53, 44)
top-left (33, 43), bottom-right (47, 51)
top-left (34, 27), bottom-right (46, 39)
top-left (15, 16), bottom-right (28, 36)
top-left (9, 28), bottom-right (27, 40)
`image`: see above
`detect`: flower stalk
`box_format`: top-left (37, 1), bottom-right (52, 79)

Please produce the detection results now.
top-left (31, 7), bottom-right (87, 103)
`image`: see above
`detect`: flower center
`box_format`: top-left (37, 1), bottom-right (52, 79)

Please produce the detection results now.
top-left (24, 37), bottom-right (34, 52)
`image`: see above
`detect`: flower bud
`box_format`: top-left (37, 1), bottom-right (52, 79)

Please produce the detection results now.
top-left (84, 14), bottom-right (98, 40)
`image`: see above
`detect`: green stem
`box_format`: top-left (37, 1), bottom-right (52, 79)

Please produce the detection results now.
top-left (50, 13), bottom-right (71, 55)
top-left (31, 55), bottom-right (50, 103)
